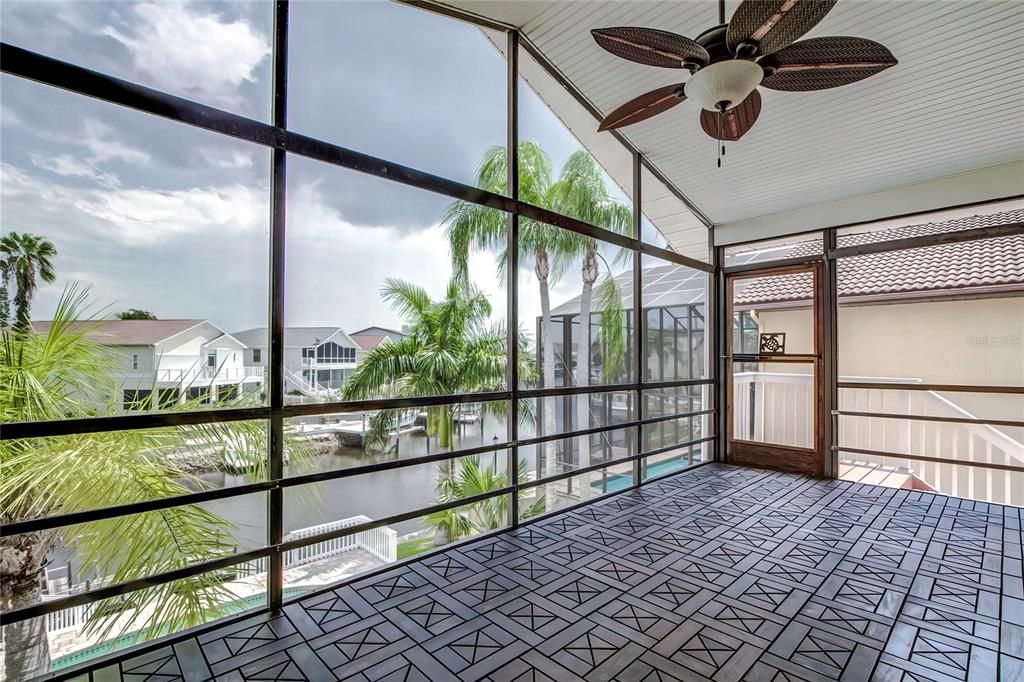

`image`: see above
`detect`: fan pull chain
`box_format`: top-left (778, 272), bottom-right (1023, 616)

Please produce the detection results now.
top-left (717, 109), bottom-right (724, 168)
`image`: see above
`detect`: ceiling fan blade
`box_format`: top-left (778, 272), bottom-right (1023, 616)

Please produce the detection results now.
top-left (759, 37), bottom-right (898, 91)
top-left (727, 0), bottom-right (838, 58)
top-left (699, 90), bottom-right (762, 141)
top-left (598, 83), bottom-right (687, 131)
top-left (592, 27), bottom-right (710, 69)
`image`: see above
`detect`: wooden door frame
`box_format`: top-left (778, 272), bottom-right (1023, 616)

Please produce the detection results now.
top-left (725, 261), bottom-right (825, 476)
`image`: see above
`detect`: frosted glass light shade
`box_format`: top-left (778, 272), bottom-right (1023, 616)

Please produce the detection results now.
top-left (684, 60), bottom-right (763, 111)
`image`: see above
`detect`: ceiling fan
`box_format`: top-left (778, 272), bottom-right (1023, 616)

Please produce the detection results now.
top-left (592, 0), bottom-right (897, 162)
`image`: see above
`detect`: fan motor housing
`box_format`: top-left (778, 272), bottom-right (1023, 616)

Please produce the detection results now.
top-left (695, 24), bottom-right (737, 65)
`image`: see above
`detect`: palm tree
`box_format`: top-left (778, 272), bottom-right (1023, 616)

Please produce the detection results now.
top-left (0, 286), bottom-right (280, 680)
top-left (443, 144), bottom-right (630, 495)
top-left (341, 278), bottom-right (536, 452)
top-left (0, 232), bottom-right (57, 331)
top-left (548, 151), bottom-right (632, 496)
top-left (425, 457), bottom-right (545, 545)
top-left (0, 259), bottom-right (11, 328)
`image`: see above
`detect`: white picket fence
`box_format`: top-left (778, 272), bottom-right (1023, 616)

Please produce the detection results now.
top-left (15, 516), bottom-right (396, 645)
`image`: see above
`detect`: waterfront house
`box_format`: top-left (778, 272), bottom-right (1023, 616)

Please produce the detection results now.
top-left (29, 319), bottom-right (263, 412)
top-left (233, 326), bottom-right (360, 396)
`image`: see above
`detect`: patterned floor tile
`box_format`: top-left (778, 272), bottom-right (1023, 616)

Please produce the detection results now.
top-left (73, 464), bottom-right (1020, 682)
top-left (652, 619), bottom-right (764, 682)
top-left (767, 621), bottom-right (881, 682)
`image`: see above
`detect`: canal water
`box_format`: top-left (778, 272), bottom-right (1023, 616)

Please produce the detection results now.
top-left (199, 412), bottom-right (520, 550)
top-left (47, 413), bottom-right (525, 583)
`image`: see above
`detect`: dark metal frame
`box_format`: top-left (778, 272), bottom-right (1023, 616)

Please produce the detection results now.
top-left (2, 1), bottom-right (1015, 678)
top-left (0, 1), bottom-right (716, 661)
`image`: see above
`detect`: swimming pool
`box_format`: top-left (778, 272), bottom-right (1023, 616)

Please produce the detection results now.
top-left (592, 456), bottom-right (690, 493)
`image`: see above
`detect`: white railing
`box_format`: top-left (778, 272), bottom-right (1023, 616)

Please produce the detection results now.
top-left (280, 516), bottom-right (397, 567)
top-left (837, 377), bottom-right (1024, 506)
top-left (23, 516), bottom-right (397, 644)
top-left (149, 365), bottom-right (264, 383)
top-left (45, 603), bottom-right (95, 633)
top-left (733, 372), bottom-right (1024, 505)
top-left (733, 372), bottom-right (814, 448)
top-left (284, 367), bottom-right (335, 398)
top-left (301, 357), bottom-right (356, 367)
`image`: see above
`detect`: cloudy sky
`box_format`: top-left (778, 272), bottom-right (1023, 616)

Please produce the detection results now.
top-left (1, 0), bottom-right (643, 335)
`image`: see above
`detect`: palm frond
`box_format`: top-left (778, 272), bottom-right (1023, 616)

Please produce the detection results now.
top-left (341, 338), bottom-right (422, 400)
top-left (595, 273), bottom-right (627, 381)
top-left (381, 278), bottom-right (431, 323)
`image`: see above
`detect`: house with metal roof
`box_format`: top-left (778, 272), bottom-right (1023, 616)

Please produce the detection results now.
top-left (30, 319), bottom-right (263, 412)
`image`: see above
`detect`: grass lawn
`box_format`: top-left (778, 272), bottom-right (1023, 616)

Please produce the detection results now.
top-left (397, 535), bottom-right (434, 560)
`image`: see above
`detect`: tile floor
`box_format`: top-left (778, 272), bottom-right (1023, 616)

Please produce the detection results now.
top-left (77, 464), bottom-right (1024, 681)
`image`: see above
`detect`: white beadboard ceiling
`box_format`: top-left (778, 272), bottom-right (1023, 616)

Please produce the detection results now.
top-left (444, 0), bottom-right (1024, 237)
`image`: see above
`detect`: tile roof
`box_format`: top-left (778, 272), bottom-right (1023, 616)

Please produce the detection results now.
top-left (552, 209), bottom-right (1023, 315)
top-left (30, 319), bottom-right (207, 346)
top-left (350, 334), bottom-right (388, 350)
top-left (734, 210), bottom-right (1024, 306)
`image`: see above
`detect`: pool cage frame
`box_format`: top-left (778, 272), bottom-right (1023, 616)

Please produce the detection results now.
top-left (0, 1), bottom-right (717, 677)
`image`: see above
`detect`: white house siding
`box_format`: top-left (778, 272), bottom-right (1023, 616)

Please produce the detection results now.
top-left (108, 345), bottom-right (156, 373)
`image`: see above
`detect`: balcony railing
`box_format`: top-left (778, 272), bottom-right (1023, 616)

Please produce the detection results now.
top-left (733, 372), bottom-right (1024, 505)
top-left (301, 357), bottom-right (356, 367)
top-left (146, 365), bottom-right (265, 383)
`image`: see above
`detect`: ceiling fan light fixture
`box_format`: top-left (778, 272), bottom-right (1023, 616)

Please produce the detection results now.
top-left (684, 59), bottom-right (764, 111)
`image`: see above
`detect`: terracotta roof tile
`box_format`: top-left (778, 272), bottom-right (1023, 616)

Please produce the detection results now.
top-left (735, 210), bottom-right (1024, 306)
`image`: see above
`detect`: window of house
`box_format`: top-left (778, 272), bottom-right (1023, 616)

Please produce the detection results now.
top-left (187, 387), bottom-right (212, 405)
top-left (217, 385), bottom-right (238, 402)
top-left (130, 353), bottom-right (139, 370)
top-left (157, 388), bottom-right (179, 409)
top-left (122, 389), bottom-right (151, 412)
top-left (206, 353), bottom-right (217, 368)
top-left (252, 348), bottom-right (262, 363)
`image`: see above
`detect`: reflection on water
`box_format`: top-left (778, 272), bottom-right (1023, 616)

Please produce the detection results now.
top-left (203, 412), bottom-right (515, 547)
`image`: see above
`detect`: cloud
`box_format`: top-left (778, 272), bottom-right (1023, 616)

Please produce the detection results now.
top-left (80, 184), bottom-right (269, 245)
top-left (2, 161), bottom-right (267, 243)
top-left (102, 2), bottom-right (270, 107)
top-left (30, 153), bottom-right (121, 188)
top-left (2, 161), bottom-right (270, 329)
top-left (79, 120), bottom-right (152, 165)
top-left (198, 147), bottom-right (254, 170)
top-left (285, 181), bottom-right (508, 331)
top-left (7, 112), bottom-right (151, 169)
top-left (0, 1), bottom-right (620, 334)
